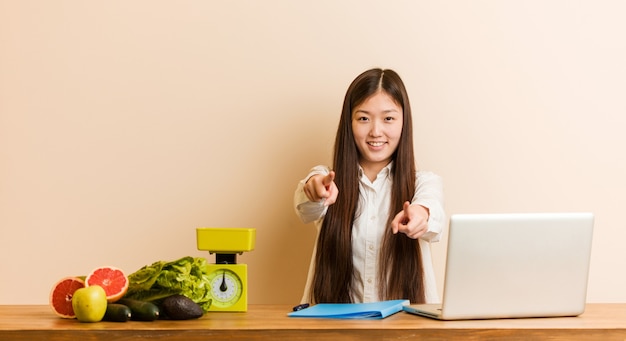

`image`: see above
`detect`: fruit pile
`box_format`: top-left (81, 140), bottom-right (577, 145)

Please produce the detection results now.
top-left (50, 265), bottom-right (203, 323)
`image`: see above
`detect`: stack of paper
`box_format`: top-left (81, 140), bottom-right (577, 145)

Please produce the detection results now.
top-left (287, 299), bottom-right (409, 320)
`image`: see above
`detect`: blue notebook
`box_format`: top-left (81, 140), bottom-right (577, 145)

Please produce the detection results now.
top-left (288, 299), bottom-right (409, 319)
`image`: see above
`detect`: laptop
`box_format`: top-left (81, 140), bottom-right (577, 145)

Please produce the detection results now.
top-left (403, 212), bottom-right (594, 320)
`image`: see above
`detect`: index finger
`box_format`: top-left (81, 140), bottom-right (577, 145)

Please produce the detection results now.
top-left (403, 201), bottom-right (411, 216)
top-left (322, 171), bottom-right (335, 189)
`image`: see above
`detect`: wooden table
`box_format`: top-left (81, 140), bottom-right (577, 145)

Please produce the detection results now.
top-left (2, 304), bottom-right (626, 340)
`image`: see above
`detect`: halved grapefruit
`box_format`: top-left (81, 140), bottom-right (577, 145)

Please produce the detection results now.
top-left (49, 276), bottom-right (86, 318)
top-left (85, 266), bottom-right (129, 303)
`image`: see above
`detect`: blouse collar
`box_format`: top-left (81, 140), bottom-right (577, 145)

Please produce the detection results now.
top-left (357, 161), bottom-right (393, 181)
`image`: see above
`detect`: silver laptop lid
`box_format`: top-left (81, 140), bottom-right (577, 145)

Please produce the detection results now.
top-left (440, 212), bottom-right (594, 320)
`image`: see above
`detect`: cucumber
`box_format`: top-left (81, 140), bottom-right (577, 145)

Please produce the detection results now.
top-left (103, 303), bottom-right (132, 322)
top-left (117, 298), bottom-right (160, 321)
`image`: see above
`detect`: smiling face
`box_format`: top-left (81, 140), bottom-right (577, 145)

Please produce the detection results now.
top-left (351, 90), bottom-right (404, 180)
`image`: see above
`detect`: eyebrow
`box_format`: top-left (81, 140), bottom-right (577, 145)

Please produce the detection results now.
top-left (353, 109), bottom-right (401, 114)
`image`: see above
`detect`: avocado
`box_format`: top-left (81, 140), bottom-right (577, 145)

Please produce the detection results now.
top-left (161, 294), bottom-right (204, 320)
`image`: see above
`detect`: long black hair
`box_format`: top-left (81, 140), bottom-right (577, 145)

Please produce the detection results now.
top-left (310, 68), bottom-right (425, 303)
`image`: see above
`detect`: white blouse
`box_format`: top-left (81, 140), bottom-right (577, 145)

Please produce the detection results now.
top-left (294, 164), bottom-right (445, 304)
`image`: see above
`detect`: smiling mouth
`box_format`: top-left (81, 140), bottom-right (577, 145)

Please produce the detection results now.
top-left (368, 142), bottom-right (386, 147)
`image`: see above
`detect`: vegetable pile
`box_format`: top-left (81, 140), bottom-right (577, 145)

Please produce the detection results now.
top-left (124, 256), bottom-right (213, 312)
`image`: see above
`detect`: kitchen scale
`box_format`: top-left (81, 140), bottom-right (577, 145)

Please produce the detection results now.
top-left (196, 227), bottom-right (256, 312)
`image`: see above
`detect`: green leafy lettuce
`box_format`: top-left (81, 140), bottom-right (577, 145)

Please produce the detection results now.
top-left (124, 256), bottom-right (212, 312)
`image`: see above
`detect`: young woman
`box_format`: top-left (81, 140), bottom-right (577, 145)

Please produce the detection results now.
top-left (294, 68), bottom-right (445, 304)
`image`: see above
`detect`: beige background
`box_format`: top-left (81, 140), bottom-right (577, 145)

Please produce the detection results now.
top-left (1, 1), bottom-right (624, 305)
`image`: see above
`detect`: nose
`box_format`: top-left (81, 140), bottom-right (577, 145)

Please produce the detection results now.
top-left (369, 120), bottom-right (383, 137)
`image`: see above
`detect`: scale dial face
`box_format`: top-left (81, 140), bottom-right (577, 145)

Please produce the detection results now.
top-left (207, 268), bottom-right (243, 308)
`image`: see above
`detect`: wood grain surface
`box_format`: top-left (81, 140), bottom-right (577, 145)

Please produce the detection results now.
top-left (2, 304), bottom-right (626, 340)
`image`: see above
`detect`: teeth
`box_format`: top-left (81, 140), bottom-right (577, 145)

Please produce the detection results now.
top-left (369, 142), bottom-right (384, 147)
